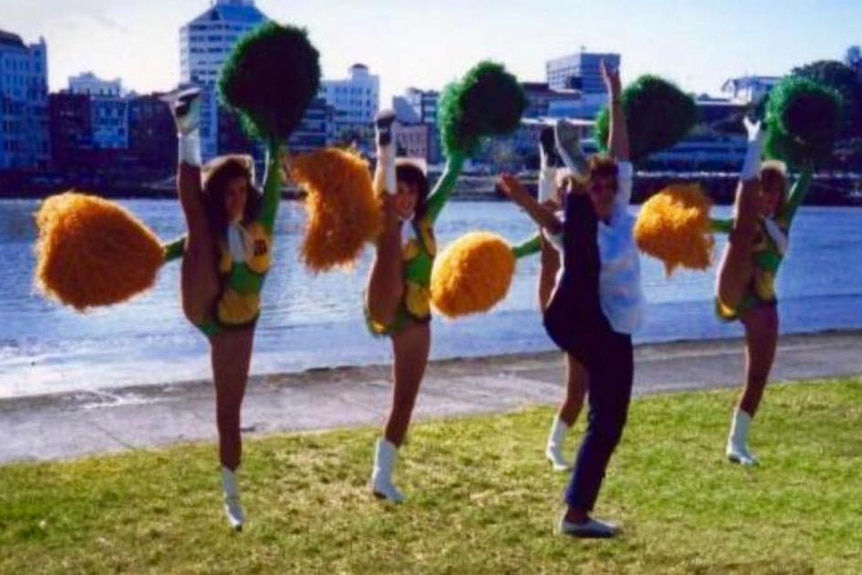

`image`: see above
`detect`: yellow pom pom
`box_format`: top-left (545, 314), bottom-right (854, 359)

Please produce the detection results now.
top-left (634, 183), bottom-right (714, 276)
top-left (35, 191), bottom-right (164, 310)
top-left (431, 232), bottom-right (516, 318)
top-left (291, 147), bottom-right (382, 273)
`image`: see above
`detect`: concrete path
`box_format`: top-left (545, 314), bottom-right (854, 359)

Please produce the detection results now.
top-left (1, 331), bottom-right (860, 465)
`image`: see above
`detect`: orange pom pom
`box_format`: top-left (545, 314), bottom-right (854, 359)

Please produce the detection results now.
top-left (431, 232), bottom-right (516, 318)
top-left (634, 183), bottom-right (714, 275)
top-left (291, 148), bottom-right (382, 273)
top-left (35, 191), bottom-right (164, 310)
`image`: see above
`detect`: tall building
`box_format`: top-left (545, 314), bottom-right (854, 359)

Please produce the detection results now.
top-left (0, 30), bottom-right (49, 170)
top-left (546, 51), bottom-right (620, 93)
top-left (321, 64), bottom-right (380, 152)
top-left (179, 0), bottom-right (269, 160)
top-left (179, 0), bottom-right (268, 86)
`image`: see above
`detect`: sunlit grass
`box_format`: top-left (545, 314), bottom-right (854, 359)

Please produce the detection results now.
top-left (1, 379), bottom-right (860, 574)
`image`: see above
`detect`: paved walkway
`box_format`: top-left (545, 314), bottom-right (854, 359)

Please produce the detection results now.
top-left (1, 331), bottom-right (860, 465)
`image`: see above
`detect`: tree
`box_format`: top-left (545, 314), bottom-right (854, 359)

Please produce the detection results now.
top-left (844, 46), bottom-right (862, 74)
top-left (792, 60), bottom-right (862, 140)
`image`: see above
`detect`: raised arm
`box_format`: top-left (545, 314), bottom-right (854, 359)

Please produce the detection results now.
top-left (425, 151), bottom-right (467, 223)
top-left (257, 142), bottom-right (283, 234)
top-left (782, 165), bottom-right (814, 225)
top-left (498, 174), bottom-right (563, 236)
top-left (604, 61), bottom-right (629, 163)
top-left (603, 62), bottom-right (633, 209)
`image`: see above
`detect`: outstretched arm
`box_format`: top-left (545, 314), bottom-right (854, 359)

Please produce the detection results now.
top-left (498, 174), bottom-right (563, 236)
top-left (511, 233), bottom-right (542, 259)
top-left (425, 151), bottom-right (467, 223)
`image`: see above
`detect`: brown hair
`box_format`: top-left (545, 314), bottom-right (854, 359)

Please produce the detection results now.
top-left (588, 154), bottom-right (619, 181)
top-left (395, 160), bottom-right (430, 220)
top-left (202, 155), bottom-right (262, 237)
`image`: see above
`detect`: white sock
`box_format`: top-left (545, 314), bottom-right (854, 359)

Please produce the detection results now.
top-left (178, 130), bottom-right (202, 168)
top-left (740, 140), bottom-right (762, 182)
top-left (538, 167), bottom-right (557, 203)
top-left (546, 416), bottom-right (572, 471)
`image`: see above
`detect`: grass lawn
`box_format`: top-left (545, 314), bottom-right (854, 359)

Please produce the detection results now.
top-left (1, 379), bottom-right (861, 574)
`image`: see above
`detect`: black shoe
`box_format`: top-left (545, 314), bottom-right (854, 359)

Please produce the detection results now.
top-left (559, 516), bottom-right (619, 539)
top-left (539, 127), bottom-right (563, 169)
top-left (375, 110), bottom-right (397, 147)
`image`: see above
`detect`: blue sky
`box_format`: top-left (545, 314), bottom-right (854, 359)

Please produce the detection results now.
top-left (3, 0), bottom-right (859, 102)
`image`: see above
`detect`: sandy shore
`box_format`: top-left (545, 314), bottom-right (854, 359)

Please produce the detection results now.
top-left (2, 330), bottom-right (861, 465)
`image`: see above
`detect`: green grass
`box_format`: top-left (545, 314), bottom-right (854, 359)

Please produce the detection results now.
top-left (2, 379), bottom-right (861, 574)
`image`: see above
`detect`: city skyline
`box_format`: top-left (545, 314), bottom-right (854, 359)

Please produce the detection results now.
top-left (3, 0), bottom-right (860, 103)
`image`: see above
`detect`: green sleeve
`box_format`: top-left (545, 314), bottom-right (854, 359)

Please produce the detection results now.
top-left (710, 218), bottom-right (733, 234)
top-left (426, 152), bottom-right (466, 223)
top-left (782, 166), bottom-right (814, 225)
top-left (258, 143), bottom-right (283, 234)
top-left (511, 233), bottom-right (541, 259)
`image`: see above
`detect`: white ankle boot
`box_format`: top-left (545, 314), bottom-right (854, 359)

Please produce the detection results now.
top-left (545, 416), bottom-right (573, 471)
top-left (726, 408), bottom-right (759, 466)
top-left (221, 466), bottom-right (246, 531)
top-left (371, 438), bottom-right (405, 503)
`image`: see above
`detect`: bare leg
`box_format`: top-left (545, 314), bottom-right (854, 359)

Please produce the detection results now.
top-left (538, 234), bottom-right (560, 313)
top-left (383, 322), bottom-right (432, 446)
top-left (559, 353), bottom-right (588, 426)
top-left (716, 179), bottom-right (760, 310)
top-left (211, 327), bottom-right (255, 471)
top-left (371, 321), bottom-right (431, 502)
top-left (365, 196), bottom-right (405, 326)
top-left (738, 305), bottom-right (779, 417)
top-left (178, 163), bottom-right (220, 325)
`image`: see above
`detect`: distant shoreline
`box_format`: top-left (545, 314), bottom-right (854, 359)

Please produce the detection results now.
top-left (2, 171), bottom-right (861, 206)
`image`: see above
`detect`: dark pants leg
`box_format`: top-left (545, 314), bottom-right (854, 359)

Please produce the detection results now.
top-left (564, 329), bottom-right (633, 512)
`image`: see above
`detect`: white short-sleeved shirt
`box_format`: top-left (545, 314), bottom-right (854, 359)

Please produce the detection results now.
top-left (544, 161), bottom-right (644, 334)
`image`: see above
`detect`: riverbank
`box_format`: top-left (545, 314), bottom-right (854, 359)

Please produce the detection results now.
top-left (3, 330), bottom-right (861, 465)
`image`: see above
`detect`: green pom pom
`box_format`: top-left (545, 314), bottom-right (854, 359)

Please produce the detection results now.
top-left (219, 22), bottom-right (321, 144)
top-left (594, 75), bottom-right (697, 162)
top-left (438, 61), bottom-right (527, 158)
top-left (764, 77), bottom-right (842, 167)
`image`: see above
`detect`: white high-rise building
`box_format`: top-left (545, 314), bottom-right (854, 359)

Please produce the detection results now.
top-left (0, 30), bottom-right (49, 170)
top-left (320, 64), bottom-right (380, 148)
top-left (179, 0), bottom-right (269, 160)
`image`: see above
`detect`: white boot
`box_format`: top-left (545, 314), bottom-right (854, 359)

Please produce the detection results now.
top-left (545, 416), bottom-right (573, 471)
top-left (371, 438), bottom-right (405, 503)
top-left (221, 466), bottom-right (246, 531)
top-left (726, 408), bottom-right (759, 466)
top-left (374, 110), bottom-right (398, 195)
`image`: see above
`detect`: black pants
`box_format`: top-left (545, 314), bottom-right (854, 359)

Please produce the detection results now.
top-left (543, 194), bottom-right (635, 512)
